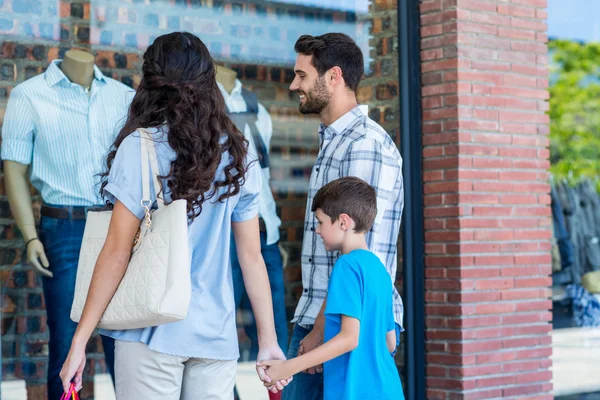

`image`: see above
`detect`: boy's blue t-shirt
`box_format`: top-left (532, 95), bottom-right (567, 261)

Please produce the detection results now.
top-left (323, 249), bottom-right (404, 400)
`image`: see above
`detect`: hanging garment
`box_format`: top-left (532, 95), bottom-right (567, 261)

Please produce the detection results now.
top-left (566, 284), bottom-right (600, 327)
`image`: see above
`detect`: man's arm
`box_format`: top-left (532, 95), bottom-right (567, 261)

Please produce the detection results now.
top-left (386, 330), bottom-right (396, 354)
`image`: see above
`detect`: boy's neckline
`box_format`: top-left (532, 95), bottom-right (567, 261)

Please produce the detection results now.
top-left (343, 247), bottom-right (369, 255)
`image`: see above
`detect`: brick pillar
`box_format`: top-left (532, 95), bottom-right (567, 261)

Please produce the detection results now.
top-left (420, 0), bottom-right (552, 399)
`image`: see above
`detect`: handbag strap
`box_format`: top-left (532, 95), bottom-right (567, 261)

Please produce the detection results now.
top-left (139, 128), bottom-right (165, 209)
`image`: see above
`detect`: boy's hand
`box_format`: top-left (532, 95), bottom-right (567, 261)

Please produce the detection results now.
top-left (258, 360), bottom-right (294, 387)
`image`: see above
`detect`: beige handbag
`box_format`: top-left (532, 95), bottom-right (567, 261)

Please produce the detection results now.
top-left (71, 129), bottom-right (191, 330)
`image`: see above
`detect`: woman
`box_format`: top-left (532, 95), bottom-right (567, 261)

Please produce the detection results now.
top-left (60, 32), bottom-right (287, 399)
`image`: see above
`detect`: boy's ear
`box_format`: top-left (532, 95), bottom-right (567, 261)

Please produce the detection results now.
top-left (339, 213), bottom-right (353, 231)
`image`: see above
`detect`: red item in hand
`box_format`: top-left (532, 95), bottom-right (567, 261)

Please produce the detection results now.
top-left (268, 391), bottom-right (282, 400)
top-left (60, 383), bottom-right (80, 400)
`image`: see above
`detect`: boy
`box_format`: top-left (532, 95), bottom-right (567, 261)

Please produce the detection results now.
top-left (258, 177), bottom-right (404, 400)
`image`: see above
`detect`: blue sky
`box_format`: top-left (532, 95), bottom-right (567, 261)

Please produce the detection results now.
top-left (548, 0), bottom-right (600, 42)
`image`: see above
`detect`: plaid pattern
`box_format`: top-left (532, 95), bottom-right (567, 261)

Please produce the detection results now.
top-left (292, 107), bottom-right (405, 329)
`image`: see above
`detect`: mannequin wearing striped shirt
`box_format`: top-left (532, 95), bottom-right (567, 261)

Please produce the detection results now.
top-left (2, 49), bottom-right (133, 399)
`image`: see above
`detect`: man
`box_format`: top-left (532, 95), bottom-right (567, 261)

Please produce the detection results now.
top-left (281, 33), bottom-right (404, 400)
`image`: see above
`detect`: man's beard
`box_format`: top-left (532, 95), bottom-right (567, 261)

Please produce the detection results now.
top-left (298, 77), bottom-right (330, 114)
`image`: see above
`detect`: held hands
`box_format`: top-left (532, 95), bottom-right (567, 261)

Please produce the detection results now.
top-left (27, 239), bottom-right (52, 278)
top-left (256, 345), bottom-right (292, 394)
top-left (257, 360), bottom-right (294, 389)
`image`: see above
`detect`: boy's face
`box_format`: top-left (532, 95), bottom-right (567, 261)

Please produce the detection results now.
top-left (315, 208), bottom-right (344, 251)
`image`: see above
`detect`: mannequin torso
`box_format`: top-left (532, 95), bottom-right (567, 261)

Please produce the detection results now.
top-left (61, 50), bottom-right (95, 91)
top-left (215, 65), bottom-right (237, 95)
top-left (2, 49), bottom-right (122, 274)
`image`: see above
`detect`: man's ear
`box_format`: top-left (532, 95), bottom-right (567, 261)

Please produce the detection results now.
top-left (327, 66), bottom-right (344, 87)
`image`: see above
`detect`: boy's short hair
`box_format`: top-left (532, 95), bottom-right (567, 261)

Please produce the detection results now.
top-left (311, 177), bottom-right (377, 233)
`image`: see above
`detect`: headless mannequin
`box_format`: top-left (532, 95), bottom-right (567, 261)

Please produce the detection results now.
top-left (215, 65), bottom-right (237, 95)
top-left (215, 65), bottom-right (289, 268)
top-left (216, 65), bottom-right (288, 400)
top-left (4, 49), bottom-right (95, 278)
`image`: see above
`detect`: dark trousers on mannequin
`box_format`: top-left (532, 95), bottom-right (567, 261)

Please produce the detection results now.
top-left (39, 213), bottom-right (115, 399)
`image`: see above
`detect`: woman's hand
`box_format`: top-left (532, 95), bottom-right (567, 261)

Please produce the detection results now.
top-left (59, 342), bottom-right (87, 393)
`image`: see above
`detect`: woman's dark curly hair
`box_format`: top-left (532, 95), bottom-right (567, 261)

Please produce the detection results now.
top-left (101, 32), bottom-right (248, 221)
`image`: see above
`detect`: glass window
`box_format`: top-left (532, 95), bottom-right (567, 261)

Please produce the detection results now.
top-left (0, 0), bottom-right (405, 397)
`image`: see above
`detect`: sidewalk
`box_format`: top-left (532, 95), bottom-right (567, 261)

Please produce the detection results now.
top-left (552, 327), bottom-right (600, 396)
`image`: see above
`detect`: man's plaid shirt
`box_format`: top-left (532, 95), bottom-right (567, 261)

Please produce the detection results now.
top-left (292, 106), bottom-right (405, 329)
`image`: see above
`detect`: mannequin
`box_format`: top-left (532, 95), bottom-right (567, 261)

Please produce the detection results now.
top-left (216, 66), bottom-right (286, 400)
top-left (61, 49), bottom-right (95, 92)
top-left (216, 65), bottom-right (237, 95)
top-left (4, 50), bottom-right (96, 278)
top-left (2, 48), bottom-right (133, 399)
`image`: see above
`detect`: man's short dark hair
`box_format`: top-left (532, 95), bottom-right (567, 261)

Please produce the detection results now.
top-left (312, 177), bottom-right (377, 233)
top-left (294, 33), bottom-right (364, 92)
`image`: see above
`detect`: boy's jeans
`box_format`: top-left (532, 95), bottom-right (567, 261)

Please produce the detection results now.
top-left (39, 216), bottom-right (115, 400)
top-left (282, 323), bottom-right (401, 400)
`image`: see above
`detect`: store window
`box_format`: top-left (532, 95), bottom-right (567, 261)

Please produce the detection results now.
top-left (0, 0), bottom-right (405, 398)
top-left (548, 0), bottom-right (600, 398)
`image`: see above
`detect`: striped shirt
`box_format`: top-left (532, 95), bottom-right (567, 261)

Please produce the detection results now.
top-left (1, 60), bottom-right (134, 206)
top-left (293, 106), bottom-right (405, 328)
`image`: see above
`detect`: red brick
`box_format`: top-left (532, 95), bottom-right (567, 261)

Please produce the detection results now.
top-left (460, 120), bottom-right (499, 131)
top-left (501, 123), bottom-right (538, 134)
top-left (511, 41), bottom-right (547, 54)
top-left (471, 158), bottom-right (511, 169)
top-left (473, 230), bottom-right (513, 241)
top-left (501, 194), bottom-right (538, 204)
top-left (498, 147), bottom-right (537, 158)
top-left (503, 360), bottom-right (542, 373)
top-left (515, 277), bottom-right (552, 288)
top-left (498, 3), bottom-right (536, 17)
top-left (470, 11), bottom-right (510, 26)
top-left (504, 384), bottom-right (545, 397)
top-left (422, 58), bottom-right (459, 73)
top-left (477, 351), bottom-right (516, 364)
top-left (511, 16), bottom-right (548, 31)
top-left (422, 48), bottom-right (444, 60)
top-left (422, 24), bottom-right (444, 37)
top-left (448, 267), bottom-right (502, 279)
top-left (515, 300), bottom-right (552, 312)
top-left (516, 371), bottom-right (553, 384)
top-left (458, 21), bottom-right (498, 35)
top-left (473, 206), bottom-right (513, 216)
top-left (504, 312), bottom-right (551, 325)
top-left (476, 375), bottom-right (517, 388)
top-left (471, 109), bottom-right (499, 120)
top-left (501, 289), bottom-right (545, 301)
top-left (453, 364), bottom-right (503, 378)
top-left (513, 324), bottom-right (552, 336)
top-left (421, 0), bottom-right (443, 13)
top-left (498, 27), bottom-right (536, 40)
top-left (476, 303), bottom-right (516, 314)
top-left (475, 278), bottom-right (514, 290)
top-left (504, 336), bottom-right (542, 349)
top-left (451, 291), bottom-right (501, 303)
top-left (421, 10), bottom-right (458, 25)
